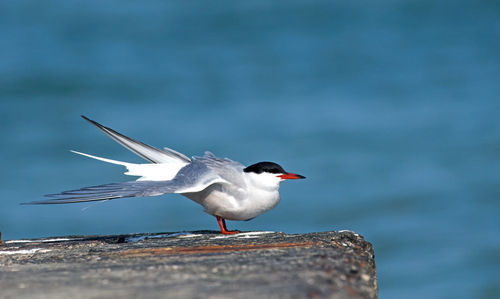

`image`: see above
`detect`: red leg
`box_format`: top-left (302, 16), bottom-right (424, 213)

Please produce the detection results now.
top-left (216, 216), bottom-right (240, 235)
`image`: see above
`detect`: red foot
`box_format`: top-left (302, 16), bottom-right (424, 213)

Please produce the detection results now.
top-left (216, 215), bottom-right (240, 235)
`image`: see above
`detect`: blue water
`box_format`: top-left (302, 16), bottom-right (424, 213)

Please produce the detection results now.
top-left (1, 1), bottom-right (499, 298)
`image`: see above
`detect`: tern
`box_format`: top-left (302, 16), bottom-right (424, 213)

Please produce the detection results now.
top-left (27, 116), bottom-right (305, 234)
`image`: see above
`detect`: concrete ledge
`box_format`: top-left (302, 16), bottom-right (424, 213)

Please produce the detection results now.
top-left (0, 230), bottom-right (377, 298)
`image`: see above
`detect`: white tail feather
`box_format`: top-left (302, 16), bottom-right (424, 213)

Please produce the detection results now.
top-left (70, 150), bottom-right (131, 167)
top-left (70, 150), bottom-right (186, 181)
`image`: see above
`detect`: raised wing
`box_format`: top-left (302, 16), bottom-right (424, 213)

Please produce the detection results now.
top-left (81, 115), bottom-right (191, 164)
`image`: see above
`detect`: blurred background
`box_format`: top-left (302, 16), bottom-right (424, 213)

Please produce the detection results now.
top-left (1, 0), bottom-right (499, 298)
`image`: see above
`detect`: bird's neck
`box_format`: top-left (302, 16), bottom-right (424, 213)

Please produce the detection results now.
top-left (244, 172), bottom-right (281, 192)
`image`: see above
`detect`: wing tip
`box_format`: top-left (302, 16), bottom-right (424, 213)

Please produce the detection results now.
top-left (81, 115), bottom-right (102, 128)
top-left (21, 202), bottom-right (51, 205)
top-left (23, 196), bottom-right (120, 205)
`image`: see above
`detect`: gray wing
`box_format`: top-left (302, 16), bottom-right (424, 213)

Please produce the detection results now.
top-left (26, 181), bottom-right (176, 204)
top-left (81, 115), bottom-right (191, 164)
top-left (192, 151), bottom-right (247, 189)
top-left (26, 160), bottom-right (226, 204)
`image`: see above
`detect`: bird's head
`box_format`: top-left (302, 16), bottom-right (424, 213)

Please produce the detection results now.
top-left (243, 161), bottom-right (305, 189)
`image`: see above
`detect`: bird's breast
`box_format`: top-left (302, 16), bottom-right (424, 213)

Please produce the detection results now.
top-left (183, 185), bottom-right (280, 221)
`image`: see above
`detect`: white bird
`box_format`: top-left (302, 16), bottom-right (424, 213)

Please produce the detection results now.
top-left (27, 116), bottom-right (305, 234)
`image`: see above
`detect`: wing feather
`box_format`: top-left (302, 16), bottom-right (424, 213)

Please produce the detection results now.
top-left (26, 161), bottom-right (227, 204)
top-left (28, 150), bottom-right (243, 205)
top-left (81, 115), bottom-right (190, 164)
top-left (26, 181), bottom-right (173, 204)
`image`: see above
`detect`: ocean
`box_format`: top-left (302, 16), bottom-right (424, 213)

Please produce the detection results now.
top-left (1, 1), bottom-right (499, 298)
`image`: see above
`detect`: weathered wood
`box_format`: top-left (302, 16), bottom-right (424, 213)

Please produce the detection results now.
top-left (0, 230), bottom-right (377, 298)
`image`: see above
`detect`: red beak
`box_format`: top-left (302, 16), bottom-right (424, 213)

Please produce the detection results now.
top-left (278, 173), bottom-right (306, 180)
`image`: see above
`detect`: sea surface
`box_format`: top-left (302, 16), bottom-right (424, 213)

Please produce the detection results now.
top-left (1, 1), bottom-right (499, 298)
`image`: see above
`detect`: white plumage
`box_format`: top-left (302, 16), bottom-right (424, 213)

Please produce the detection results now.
top-left (70, 150), bottom-right (187, 181)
